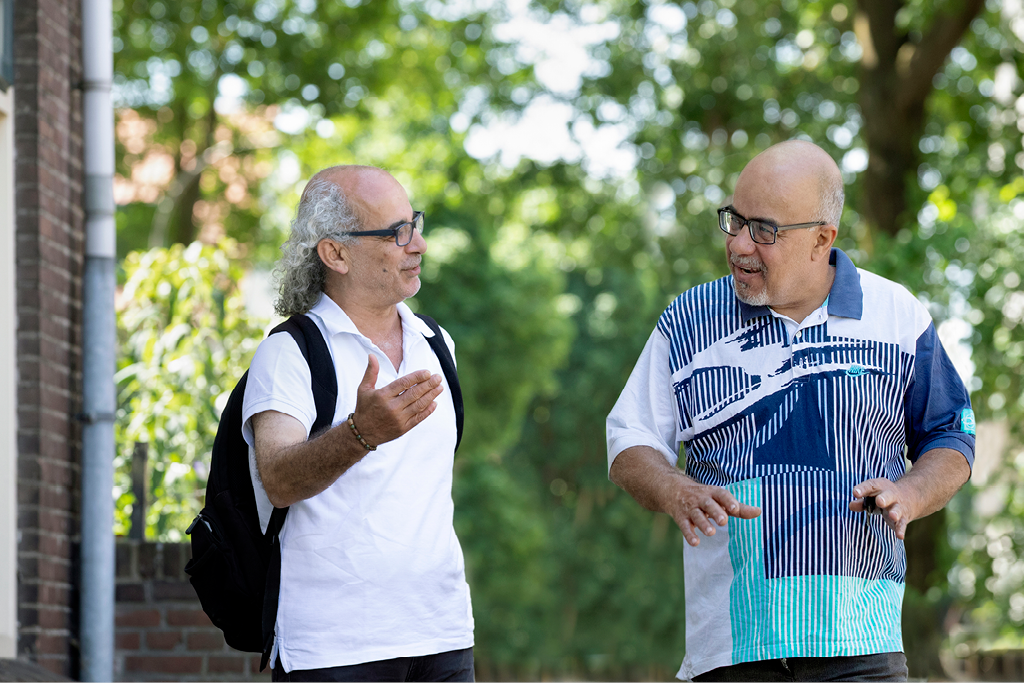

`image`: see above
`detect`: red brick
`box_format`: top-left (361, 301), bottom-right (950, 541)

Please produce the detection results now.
top-left (116, 632), bottom-right (141, 650)
top-left (186, 631), bottom-right (225, 651)
top-left (145, 631), bottom-right (182, 651)
top-left (33, 633), bottom-right (68, 655)
top-left (124, 656), bottom-right (203, 674)
top-left (116, 582), bottom-right (146, 602)
top-left (38, 606), bottom-right (69, 629)
top-left (138, 543), bottom-right (157, 578)
top-left (153, 580), bottom-right (197, 601)
top-left (167, 609), bottom-right (213, 627)
top-left (116, 609), bottom-right (161, 628)
top-left (208, 656), bottom-right (246, 673)
top-left (116, 542), bottom-right (133, 578)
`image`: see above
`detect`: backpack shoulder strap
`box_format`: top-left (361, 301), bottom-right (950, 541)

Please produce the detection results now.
top-left (260, 314), bottom-right (338, 535)
top-left (260, 314), bottom-right (338, 669)
top-left (415, 314), bottom-right (464, 453)
top-left (271, 315), bottom-right (338, 437)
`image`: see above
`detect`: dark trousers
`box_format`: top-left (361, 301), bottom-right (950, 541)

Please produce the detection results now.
top-left (692, 652), bottom-right (908, 682)
top-left (272, 647), bottom-right (474, 682)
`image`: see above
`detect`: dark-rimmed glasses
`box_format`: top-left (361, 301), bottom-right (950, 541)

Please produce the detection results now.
top-left (346, 211), bottom-right (424, 246)
top-left (718, 207), bottom-right (825, 245)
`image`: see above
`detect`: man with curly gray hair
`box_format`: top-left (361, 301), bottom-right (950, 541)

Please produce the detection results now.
top-left (241, 166), bottom-right (474, 681)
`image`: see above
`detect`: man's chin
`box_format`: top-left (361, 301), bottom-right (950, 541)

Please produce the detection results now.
top-left (733, 283), bottom-right (770, 307)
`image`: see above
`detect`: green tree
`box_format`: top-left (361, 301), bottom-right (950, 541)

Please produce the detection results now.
top-left (115, 241), bottom-right (265, 539)
top-left (112, 0), bottom-right (1024, 677)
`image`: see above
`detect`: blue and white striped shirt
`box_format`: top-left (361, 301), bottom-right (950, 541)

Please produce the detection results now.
top-left (607, 249), bottom-right (974, 679)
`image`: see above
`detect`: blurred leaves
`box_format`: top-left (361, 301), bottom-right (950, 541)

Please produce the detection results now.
top-left (115, 242), bottom-right (265, 539)
top-left (112, 0), bottom-right (1024, 676)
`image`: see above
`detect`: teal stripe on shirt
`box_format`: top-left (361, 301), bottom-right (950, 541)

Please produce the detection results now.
top-left (727, 481), bottom-right (904, 664)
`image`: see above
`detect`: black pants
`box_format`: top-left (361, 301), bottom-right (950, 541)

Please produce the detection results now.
top-left (272, 647), bottom-right (474, 682)
top-left (693, 652), bottom-right (908, 682)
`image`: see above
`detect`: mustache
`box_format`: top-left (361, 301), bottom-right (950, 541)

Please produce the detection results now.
top-left (730, 255), bottom-right (764, 271)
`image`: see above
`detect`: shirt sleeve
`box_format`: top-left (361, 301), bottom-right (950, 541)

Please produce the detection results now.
top-left (241, 332), bottom-right (317, 444)
top-left (241, 331), bottom-right (318, 534)
top-left (606, 328), bottom-right (679, 473)
top-left (904, 321), bottom-right (975, 469)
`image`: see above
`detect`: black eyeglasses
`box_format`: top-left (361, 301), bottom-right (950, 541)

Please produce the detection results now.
top-left (718, 207), bottom-right (825, 245)
top-left (346, 211), bottom-right (424, 246)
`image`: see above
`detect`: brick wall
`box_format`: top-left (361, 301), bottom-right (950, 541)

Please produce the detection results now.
top-left (115, 540), bottom-right (269, 682)
top-left (13, 0), bottom-right (84, 678)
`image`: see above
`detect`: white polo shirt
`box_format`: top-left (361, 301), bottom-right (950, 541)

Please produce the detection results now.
top-left (241, 294), bottom-right (474, 672)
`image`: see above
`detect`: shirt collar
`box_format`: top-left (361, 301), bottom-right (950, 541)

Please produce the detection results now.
top-left (738, 248), bottom-right (863, 323)
top-left (307, 294), bottom-right (435, 339)
top-left (825, 248), bottom-right (863, 320)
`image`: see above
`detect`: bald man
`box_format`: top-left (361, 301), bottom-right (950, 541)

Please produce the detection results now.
top-left (606, 141), bottom-right (974, 681)
top-left (244, 166), bottom-right (474, 681)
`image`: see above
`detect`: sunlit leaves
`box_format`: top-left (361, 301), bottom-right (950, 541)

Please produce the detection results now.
top-left (115, 242), bottom-right (266, 540)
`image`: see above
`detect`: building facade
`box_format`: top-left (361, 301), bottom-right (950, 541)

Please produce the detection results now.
top-left (11, 0), bottom-right (84, 677)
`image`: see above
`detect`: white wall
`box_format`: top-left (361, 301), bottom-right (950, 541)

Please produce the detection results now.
top-left (0, 84), bottom-right (17, 659)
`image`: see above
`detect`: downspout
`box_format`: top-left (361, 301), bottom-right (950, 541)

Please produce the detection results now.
top-left (80, 0), bottom-right (116, 680)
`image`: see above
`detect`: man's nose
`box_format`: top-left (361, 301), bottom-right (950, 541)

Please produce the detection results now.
top-left (406, 226), bottom-right (427, 254)
top-left (727, 227), bottom-right (756, 255)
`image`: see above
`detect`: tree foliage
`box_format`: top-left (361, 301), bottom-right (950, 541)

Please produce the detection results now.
top-left (113, 0), bottom-right (1024, 677)
top-left (115, 242), bottom-right (264, 539)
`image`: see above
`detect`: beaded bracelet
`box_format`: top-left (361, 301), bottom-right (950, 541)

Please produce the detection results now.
top-left (346, 413), bottom-right (376, 451)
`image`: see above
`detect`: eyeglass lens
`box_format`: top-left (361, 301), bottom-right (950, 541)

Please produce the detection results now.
top-left (397, 213), bottom-right (423, 246)
top-left (722, 211), bottom-right (775, 244)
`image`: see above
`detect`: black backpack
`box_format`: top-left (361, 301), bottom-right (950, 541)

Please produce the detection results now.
top-left (184, 313), bottom-right (463, 671)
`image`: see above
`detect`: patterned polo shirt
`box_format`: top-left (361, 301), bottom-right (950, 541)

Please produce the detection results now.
top-left (607, 248), bottom-right (975, 679)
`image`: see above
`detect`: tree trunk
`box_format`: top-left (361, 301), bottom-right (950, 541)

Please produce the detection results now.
top-left (856, 0), bottom-right (985, 237)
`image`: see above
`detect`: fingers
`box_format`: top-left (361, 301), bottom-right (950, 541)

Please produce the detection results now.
top-left (401, 399), bottom-right (439, 431)
top-left (881, 503), bottom-right (910, 539)
top-left (710, 489), bottom-right (762, 519)
top-left (850, 478), bottom-right (913, 538)
top-left (351, 361), bottom-right (446, 447)
top-left (396, 374), bottom-right (444, 410)
top-left (385, 368), bottom-right (435, 396)
top-left (850, 478), bottom-right (889, 512)
top-left (678, 517), bottom-right (700, 547)
top-left (359, 354), bottom-right (380, 392)
top-left (668, 482), bottom-right (761, 547)
top-left (851, 478), bottom-right (887, 500)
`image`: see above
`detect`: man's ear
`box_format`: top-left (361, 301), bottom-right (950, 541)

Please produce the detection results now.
top-left (812, 224), bottom-right (838, 260)
top-left (317, 239), bottom-right (351, 275)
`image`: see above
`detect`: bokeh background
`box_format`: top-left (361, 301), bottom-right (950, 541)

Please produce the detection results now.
top-left (110, 0), bottom-right (1024, 679)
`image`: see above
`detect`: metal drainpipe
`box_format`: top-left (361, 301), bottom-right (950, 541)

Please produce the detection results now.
top-left (80, 0), bottom-right (116, 679)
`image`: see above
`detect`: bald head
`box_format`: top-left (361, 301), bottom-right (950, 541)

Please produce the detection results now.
top-left (740, 140), bottom-right (844, 229)
top-left (303, 165), bottom-right (401, 228)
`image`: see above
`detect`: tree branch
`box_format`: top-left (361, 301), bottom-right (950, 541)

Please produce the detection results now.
top-left (898, 0), bottom-right (985, 111)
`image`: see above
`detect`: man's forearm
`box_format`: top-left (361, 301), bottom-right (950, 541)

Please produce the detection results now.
top-left (609, 446), bottom-right (686, 513)
top-left (256, 420), bottom-right (370, 508)
top-left (899, 447), bottom-right (972, 521)
top-left (610, 445), bottom-right (761, 546)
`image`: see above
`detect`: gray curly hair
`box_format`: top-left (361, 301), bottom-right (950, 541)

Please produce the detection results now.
top-left (274, 174), bottom-right (361, 317)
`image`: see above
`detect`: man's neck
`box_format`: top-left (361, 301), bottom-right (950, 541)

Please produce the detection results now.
top-left (322, 275), bottom-right (409, 370)
top-left (769, 264), bottom-right (836, 324)
top-left (340, 299), bottom-right (402, 341)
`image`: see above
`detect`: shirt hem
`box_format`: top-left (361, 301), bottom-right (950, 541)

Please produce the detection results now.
top-left (913, 433), bottom-right (975, 469)
top-left (276, 633), bottom-right (475, 672)
top-left (607, 435), bottom-right (678, 472)
top-left (243, 396), bottom-right (316, 437)
top-left (678, 637), bottom-right (904, 680)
